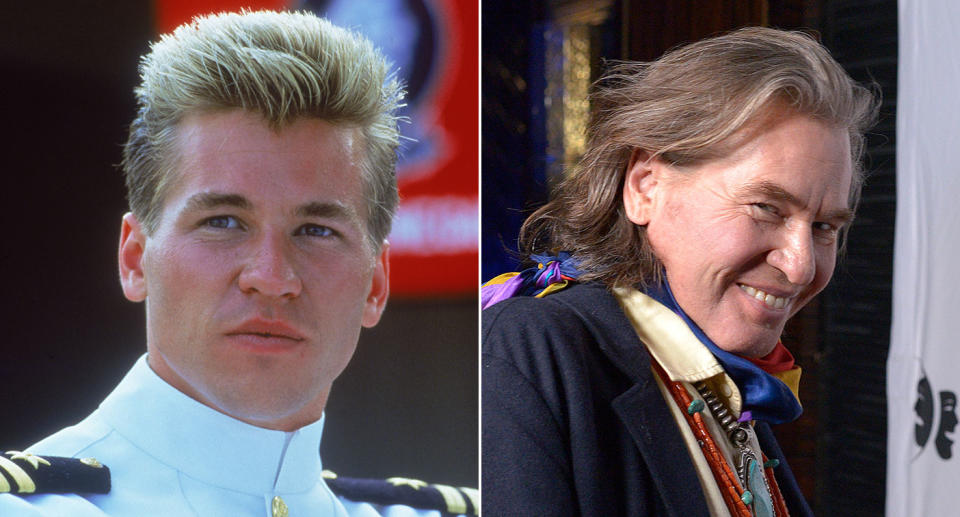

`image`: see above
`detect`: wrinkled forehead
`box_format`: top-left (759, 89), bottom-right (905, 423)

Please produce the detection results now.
top-left (678, 110), bottom-right (855, 200)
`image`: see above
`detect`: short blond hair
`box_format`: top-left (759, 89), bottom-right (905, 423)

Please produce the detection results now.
top-left (122, 10), bottom-right (404, 250)
top-left (520, 27), bottom-right (879, 287)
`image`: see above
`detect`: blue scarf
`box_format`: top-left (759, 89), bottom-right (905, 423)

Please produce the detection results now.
top-left (643, 281), bottom-right (802, 424)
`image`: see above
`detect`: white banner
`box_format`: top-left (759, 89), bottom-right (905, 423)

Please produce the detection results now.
top-left (888, 2), bottom-right (960, 515)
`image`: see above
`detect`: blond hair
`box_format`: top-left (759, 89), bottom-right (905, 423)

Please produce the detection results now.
top-left (122, 10), bottom-right (404, 250)
top-left (520, 27), bottom-right (879, 287)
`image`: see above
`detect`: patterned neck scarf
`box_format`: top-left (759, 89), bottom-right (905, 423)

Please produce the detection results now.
top-left (481, 253), bottom-right (580, 308)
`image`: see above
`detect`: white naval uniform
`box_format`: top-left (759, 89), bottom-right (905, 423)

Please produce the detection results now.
top-left (0, 356), bottom-right (460, 516)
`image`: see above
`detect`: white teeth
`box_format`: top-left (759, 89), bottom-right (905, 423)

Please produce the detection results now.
top-left (739, 284), bottom-right (788, 309)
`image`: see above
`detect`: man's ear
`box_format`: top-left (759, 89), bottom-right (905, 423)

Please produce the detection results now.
top-left (361, 240), bottom-right (390, 328)
top-left (622, 149), bottom-right (662, 226)
top-left (118, 213), bottom-right (148, 302)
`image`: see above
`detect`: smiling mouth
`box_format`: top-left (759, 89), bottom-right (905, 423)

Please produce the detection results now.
top-left (739, 284), bottom-right (790, 309)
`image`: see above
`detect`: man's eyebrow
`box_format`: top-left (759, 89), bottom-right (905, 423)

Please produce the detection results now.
top-left (737, 181), bottom-right (854, 223)
top-left (295, 201), bottom-right (360, 222)
top-left (183, 192), bottom-right (253, 212)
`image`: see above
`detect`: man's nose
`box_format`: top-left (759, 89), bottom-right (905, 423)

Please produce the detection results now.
top-left (237, 232), bottom-right (302, 299)
top-left (768, 225), bottom-right (817, 286)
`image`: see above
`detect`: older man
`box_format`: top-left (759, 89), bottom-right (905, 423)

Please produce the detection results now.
top-left (0, 10), bottom-right (476, 516)
top-left (482, 28), bottom-right (877, 516)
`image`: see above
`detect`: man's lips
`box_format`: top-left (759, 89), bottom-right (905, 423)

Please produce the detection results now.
top-left (225, 319), bottom-right (306, 342)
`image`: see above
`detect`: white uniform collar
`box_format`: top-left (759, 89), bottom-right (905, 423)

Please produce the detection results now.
top-left (96, 355), bottom-right (325, 495)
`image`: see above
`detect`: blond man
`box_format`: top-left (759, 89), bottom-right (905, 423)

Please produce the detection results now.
top-left (0, 10), bottom-right (475, 516)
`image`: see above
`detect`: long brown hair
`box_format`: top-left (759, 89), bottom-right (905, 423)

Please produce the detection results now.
top-left (519, 27), bottom-right (879, 288)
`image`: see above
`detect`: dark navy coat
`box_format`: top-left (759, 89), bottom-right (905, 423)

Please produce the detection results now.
top-left (482, 282), bottom-right (813, 517)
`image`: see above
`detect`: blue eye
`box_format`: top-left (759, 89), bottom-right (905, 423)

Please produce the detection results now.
top-left (297, 224), bottom-right (334, 238)
top-left (203, 215), bottom-right (242, 229)
top-left (813, 222), bottom-right (837, 232)
top-left (812, 221), bottom-right (842, 245)
top-left (754, 203), bottom-right (778, 214)
top-left (750, 203), bottom-right (783, 222)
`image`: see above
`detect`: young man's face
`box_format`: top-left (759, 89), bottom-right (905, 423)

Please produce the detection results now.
top-left (119, 109), bottom-right (388, 431)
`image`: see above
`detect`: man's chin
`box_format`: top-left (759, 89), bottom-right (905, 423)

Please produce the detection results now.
top-left (204, 384), bottom-right (328, 431)
top-left (711, 330), bottom-right (781, 358)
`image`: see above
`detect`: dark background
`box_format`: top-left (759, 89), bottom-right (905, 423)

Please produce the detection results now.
top-left (482, 0), bottom-right (895, 514)
top-left (0, 1), bottom-right (477, 487)
top-left (0, 0), bottom-right (899, 507)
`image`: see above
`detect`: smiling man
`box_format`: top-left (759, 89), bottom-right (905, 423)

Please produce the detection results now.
top-left (0, 10), bottom-right (475, 517)
top-left (482, 28), bottom-right (878, 516)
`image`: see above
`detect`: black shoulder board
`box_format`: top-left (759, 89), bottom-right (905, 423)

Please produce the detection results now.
top-left (0, 451), bottom-right (110, 495)
top-left (323, 471), bottom-right (478, 516)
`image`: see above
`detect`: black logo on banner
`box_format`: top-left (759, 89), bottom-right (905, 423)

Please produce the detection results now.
top-left (915, 373), bottom-right (958, 460)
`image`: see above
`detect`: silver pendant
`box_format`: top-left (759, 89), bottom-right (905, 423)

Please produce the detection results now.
top-left (694, 381), bottom-right (776, 516)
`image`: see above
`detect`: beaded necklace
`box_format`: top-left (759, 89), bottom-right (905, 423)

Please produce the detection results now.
top-left (652, 361), bottom-right (790, 517)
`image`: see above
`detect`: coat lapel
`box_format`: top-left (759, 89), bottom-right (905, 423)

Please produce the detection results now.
top-left (612, 382), bottom-right (712, 517)
top-left (573, 284), bottom-right (711, 516)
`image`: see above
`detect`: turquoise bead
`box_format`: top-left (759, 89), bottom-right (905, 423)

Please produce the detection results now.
top-left (687, 399), bottom-right (705, 414)
top-left (741, 490), bottom-right (754, 505)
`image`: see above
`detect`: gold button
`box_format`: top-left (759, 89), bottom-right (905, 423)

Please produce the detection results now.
top-left (79, 457), bottom-right (103, 468)
top-left (272, 495), bottom-right (289, 517)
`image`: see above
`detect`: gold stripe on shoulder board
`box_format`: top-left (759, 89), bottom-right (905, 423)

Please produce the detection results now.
top-left (460, 486), bottom-right (479, 514)
top-left (432, 484), bottom-right (467, 514)
top-left (0, 456), bottom-right (36, 493)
